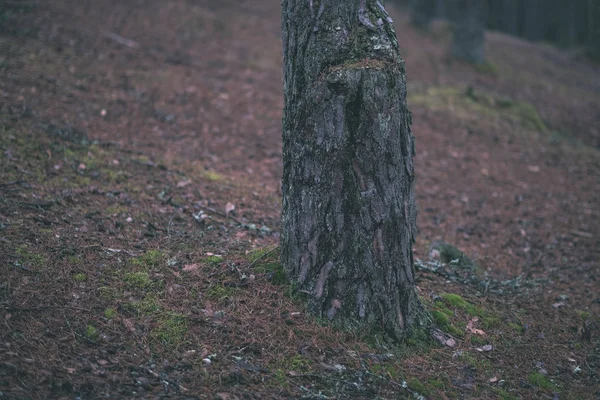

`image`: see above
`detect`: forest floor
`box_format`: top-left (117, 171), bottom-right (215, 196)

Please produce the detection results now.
top-left (0, 1), bottom-right (599, 399)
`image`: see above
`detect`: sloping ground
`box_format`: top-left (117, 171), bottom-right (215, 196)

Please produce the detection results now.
top-left (0, 1), bottom-right (598, 399)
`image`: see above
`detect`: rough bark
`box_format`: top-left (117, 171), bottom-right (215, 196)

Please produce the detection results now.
top-left (450, 0), bottom-right (486, 64)
top-left (281, 0), bottom-right (428, 340)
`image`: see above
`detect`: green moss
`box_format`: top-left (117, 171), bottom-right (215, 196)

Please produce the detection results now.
top-left (131, 249), bottom-right (164, 267)
top-left (496, 97), bottom-right (547, 132)
top-left (102, 169), bottom-right (129, 183)
top-left (105, 205), bottom-right (127, 215)
top-left (446, 324), bottom-right (465, 338)
top-left (493, 388), bottom-right (519, 400)
top-left (440, 293), bottom-right (468, 308)
top-left (269, 369), bottom-right (288, 387)
top-left (428, 378), bottom-right (447, 389)
top-left (201, 170), bottom-right (224, 182)
top-left (527, 372), bottom-right (557, 391)
top-left (205, 255), bottom-right (223, 265)
top-left (85, 324), bottom-right (99, 341)
top-left (132, 296), bottom-right (160, 314)
top-left (408, 378), bottom-right (430, 396)
top-left (508, 322), bottom-right (525, 333)
top-left (257, 262), bottom-right (287, 285)
top-left (576, 310), bottom-right (590, 321)
top-left (474, 61), bottom-right (499, 75)
top-left (151, 313), bottom-right (188, 348)
top-left (135, 155), bottom-right (151, 163)
top-left (62, 146), bottom-right (77, 159)
top-left (103, 308), bottom-right (117, 319)
top-left (247, 247), bottom-right (276, 262)
top-left (67, 256), bottom-right (82, 264)
top-left (16, 246), bottom-right (46, 268)
top-left (370, 363), bottom-right (400, 379)
top-left (459, 352), bottom-right (492, 370)
top-left (405, 328), bottom-right (434, 353)
top-left (470, 335), bottom-right (486, 345)
top-left (408, 86), bottom-right (547, 133)
top-left (439, 293), bottom-right (488, 318)
top-left (436, 303), bottom-right (455, 317)
top-left (285, 355), bottom-right (311, 372)
top-left (206, 284), bottom-right (236, 300)
top-left (124, 271), bottom-right (152, 288)
top-left (248, 247), bottom-right (287, 285)
top-left (76, 176), bottom-right (91, 186)
top-left (481, 315), bottom-right (500, 329)
top-left (98, 286), bottom-right (117, 300)
top-left (73, 273), bottom-right (87, 282)
top-left (431, 310), bottom-right (450, 327)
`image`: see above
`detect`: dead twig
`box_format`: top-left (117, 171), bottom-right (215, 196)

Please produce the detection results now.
top-left (247, 246), bottom-right (279, 269)
top-left (195, 204), bottom-right (242, 224)
top-left (103, 31), bottom-right (139, 48)
top-left (146, 368), bottom-right (187, 392)
top-left (20, 200), bottom-right (56, 210)
top-left (147, 221), bottom-right (166, 232)
top-left (0, 180), bottom-right (27, 187)
top-left (6, 306), bottom-right (92, 313)
top-left (1, 1), bottom-right (38, 7)
top-left (571, 230), bottom-right (593, 239)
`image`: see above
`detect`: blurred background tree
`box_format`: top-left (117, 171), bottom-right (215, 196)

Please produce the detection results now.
top-left (402, 0), bottom-right (600, 62)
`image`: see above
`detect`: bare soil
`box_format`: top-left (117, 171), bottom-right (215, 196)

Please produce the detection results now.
top-left (0, 1), bottom-right (598, 399)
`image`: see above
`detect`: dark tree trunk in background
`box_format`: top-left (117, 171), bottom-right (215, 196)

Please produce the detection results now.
top-left (589, 0), bottom-right (600, 59)
top-left (519, 0), bottom-right (543, 42)
top-left (499, 0), bottom-right (518, 36)
top-left (281, 0), bottom-right (428, 340)
top-left (558, 1), bottom-right (577, 49)
top-left (575, 0), bottom-right (590, 45)
top-left (411, 0), bottom-right (437, 30)
top-left (486, 0), bottom-right (501, 32)
top-left (434, 0), bottom-right (446, 19)
top-left (450, 0), bottom-right (487, 64)
top-left (484, 0), bottom-right (594, 51)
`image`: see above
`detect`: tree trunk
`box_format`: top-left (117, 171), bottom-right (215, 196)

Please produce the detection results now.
top-left (589, 0), bottom-right (600, 60)
top-left (486, 0), bottom-right (501, 32)
top-left (450, 0), bottom-right (487, 64)
top-left (411, 0), bottom-right (436, 30)
top-left (281, 0), bottom-right (428, 340)
top-left (499, 0), bottom-right (519, 36)
top-left (558, 1), bottom-right (577, 49)
top-left (520, 0), bottom-right (543, 42)
top-left (435, 0), bottom-right (446, 19)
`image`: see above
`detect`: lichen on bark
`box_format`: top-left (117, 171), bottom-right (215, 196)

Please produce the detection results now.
top-left (281, 0), bottom-right (429, 340)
